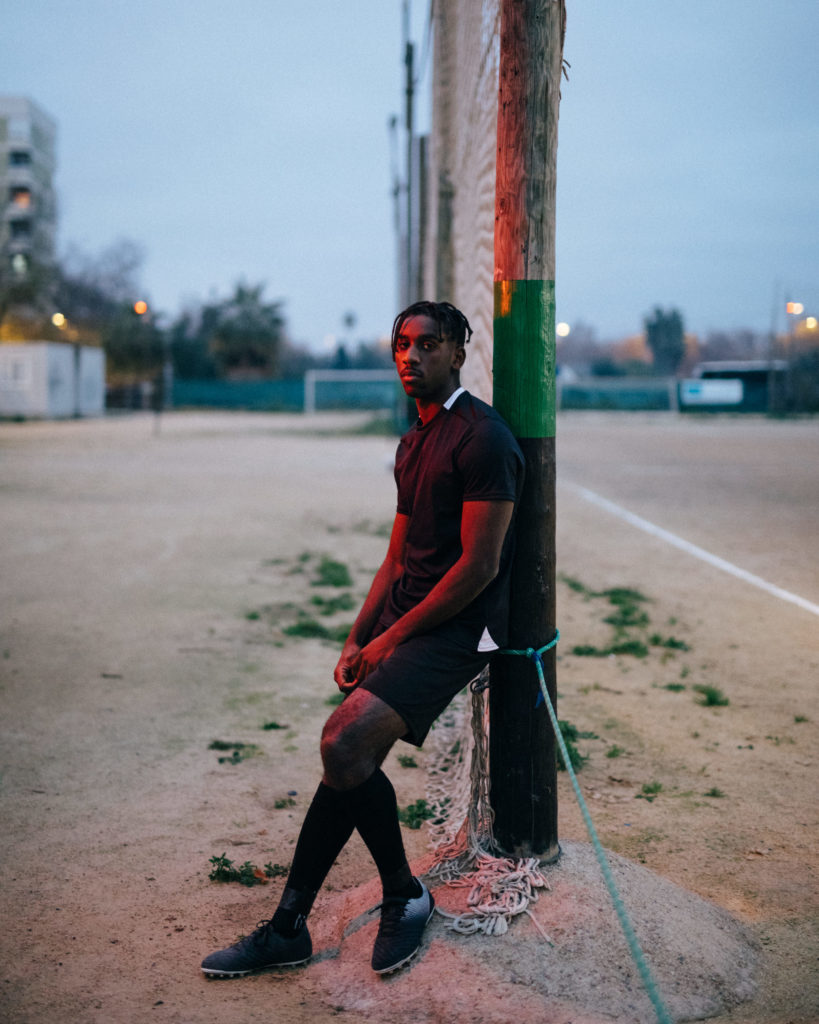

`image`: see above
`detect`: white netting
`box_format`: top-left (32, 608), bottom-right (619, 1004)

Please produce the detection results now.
top-left (423, 668), bottom-right (553, 940)
top-left (419, 0), bottom-right (562, 942)
top-left (424, 0), bottom-right (501, 404)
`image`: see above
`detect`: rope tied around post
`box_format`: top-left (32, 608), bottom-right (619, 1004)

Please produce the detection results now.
top-left (501, 626), bottom-right (561, 708)
top-left (503, 629), bottom-right (560, 663)
top-left (501, 635), bottom-right (673, 1024)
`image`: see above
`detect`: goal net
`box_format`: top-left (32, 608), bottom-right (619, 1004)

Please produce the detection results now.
top-left (422, 0), bottom-right (501, 403)
top-left (302, 369), bottom-right (401, 415)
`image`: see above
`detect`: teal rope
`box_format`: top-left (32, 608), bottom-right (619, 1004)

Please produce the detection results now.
top-left (502, 629), bottom-right (561, 661)
top-left (503, 640), bottom-right (673, 1024)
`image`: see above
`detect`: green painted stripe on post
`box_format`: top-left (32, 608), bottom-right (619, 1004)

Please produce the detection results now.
top-left (493, 279), bottom-right (556, 438)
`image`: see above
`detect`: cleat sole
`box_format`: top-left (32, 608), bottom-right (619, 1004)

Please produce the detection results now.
top-left (202, 955), bottom-right (310, 978)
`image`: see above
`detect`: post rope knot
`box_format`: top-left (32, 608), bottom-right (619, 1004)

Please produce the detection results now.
top-left (502, 629), bottom-right (561, 663)
top-left (501, 631), bottom-right (560, 707)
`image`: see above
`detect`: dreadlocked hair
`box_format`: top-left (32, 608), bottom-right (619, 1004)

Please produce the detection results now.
top-left (390, 300), bottom-right (473, 358)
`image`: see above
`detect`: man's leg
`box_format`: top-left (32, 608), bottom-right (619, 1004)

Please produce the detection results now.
top-left (201, 690), bottom-right (411, 977)
top-left (320, 689), bottom-right (418, 896)
top-left (319, 689), bottom-right (435, 973)
top-left (271, 689), bottom-right (411, 934)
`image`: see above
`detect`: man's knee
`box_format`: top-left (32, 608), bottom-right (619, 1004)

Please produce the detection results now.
top-left (319, 690), bottom-right (405, 789)
top-left (320, 724), bottom-right (359, 788)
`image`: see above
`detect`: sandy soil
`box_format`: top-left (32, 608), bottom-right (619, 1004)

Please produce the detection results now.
top-left (0, 410), bottom-right (817, 1023)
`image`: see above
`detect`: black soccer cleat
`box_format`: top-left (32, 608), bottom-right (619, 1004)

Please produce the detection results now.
top-left (201, 920), bottom-right (311, 978)
top-left (371, 879), bottom-right (435, 974)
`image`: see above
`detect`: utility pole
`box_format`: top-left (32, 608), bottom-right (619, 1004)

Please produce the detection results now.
top-left (403, 0), bottom-right (415, 308)
top-left (490, 0), bottom-right (565, 860)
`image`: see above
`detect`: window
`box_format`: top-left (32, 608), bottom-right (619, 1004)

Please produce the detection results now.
top-left (10, 219), bottom-right (31, 239)
top-left (9, 150), bottom-right (32, 166)
top-left (9, 187), bottom-right (31, 208)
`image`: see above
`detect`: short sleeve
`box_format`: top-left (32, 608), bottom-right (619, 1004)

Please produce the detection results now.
top-left (456, 417), bottom-right (522, 503)
top-left (395, 437), bottom-right (413, 515)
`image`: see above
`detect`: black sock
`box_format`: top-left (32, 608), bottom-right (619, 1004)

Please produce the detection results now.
top-left (272, 782), bottom-right (355, 934)
top-left (271, 886), bottom-right (315, 937)
top-left (344, 769), bottom-right (416, 897)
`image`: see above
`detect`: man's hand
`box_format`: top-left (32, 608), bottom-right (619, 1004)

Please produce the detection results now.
top-left (334, 640), bottom-right (362, 693)
top-left (334, 630), bottom-right (399, 692)
top-left (352, 630), bottom-right (399, 685)
top-left (331, 512), bottom-right (409, 694)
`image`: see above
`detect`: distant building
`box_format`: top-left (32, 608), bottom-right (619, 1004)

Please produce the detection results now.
top-left (0, 95), bottom-right (57, 291)
top-left (0, 342), bottom-right (105, 419)
top-left (678, 360), bottom-right (789, 413)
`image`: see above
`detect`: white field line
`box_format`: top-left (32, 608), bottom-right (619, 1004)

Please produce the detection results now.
top-left (568, 484), bottom-right (819, 619)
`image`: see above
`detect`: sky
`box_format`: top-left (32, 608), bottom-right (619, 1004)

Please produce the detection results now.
top-left (2, 1), bottom-right (817, 350)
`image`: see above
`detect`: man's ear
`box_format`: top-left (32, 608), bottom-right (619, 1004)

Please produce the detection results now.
top-left (452, 346), bottom-right (466, 371)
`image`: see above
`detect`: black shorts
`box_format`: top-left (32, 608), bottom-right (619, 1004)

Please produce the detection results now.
top-left (358, 626), bottom-right (490, 747)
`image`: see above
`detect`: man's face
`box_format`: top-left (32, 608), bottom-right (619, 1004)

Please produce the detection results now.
top-left (394, 314), bottom-right (465, 403)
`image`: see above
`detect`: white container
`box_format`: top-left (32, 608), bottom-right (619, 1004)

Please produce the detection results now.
top-left (0, 342), bottom-right (105, 418)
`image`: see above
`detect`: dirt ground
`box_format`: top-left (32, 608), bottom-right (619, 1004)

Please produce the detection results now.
top-left (1, 410), bottom-right (817, 1024)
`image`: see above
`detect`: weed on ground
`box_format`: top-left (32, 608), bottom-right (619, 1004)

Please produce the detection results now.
top-left (558, 720), bottom-right (596, 770)
top-left (311, 556), bottom-right (353, 588)
top-left (693, 683), bottom-right (730, 707)
top-left (208, 854), bottom-right (289, 886)
top-left (398, 798), bottom-right (436, 829)
top-left (561, 575), bottom-right (693, 663)
top-left (208, 740), bottom-right (261, 764)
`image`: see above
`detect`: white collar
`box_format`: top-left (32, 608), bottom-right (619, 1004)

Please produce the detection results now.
top-left (444, 386), bottom-right (466, 410)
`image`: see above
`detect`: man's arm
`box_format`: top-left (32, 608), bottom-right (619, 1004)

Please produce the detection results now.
top-left (333, 512), bottom-right (409, 692)
top-left (351, 499), bottom-right (514, 683)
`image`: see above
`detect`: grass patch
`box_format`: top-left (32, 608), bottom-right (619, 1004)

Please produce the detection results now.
top-left (602, 586), bottom-right (650, 606)
top-left (208, 740), bottom-right (260, 764)
top-left (637, 780), bottom-right (663, 802)
top-left (312, 556), bottom-right (353, 588)
top-left (284, 618), bottom-right (331, 639)
top-left (650, 634), bottom-right (690, 651)
top-left (560, 574), bottom-right (590, 596)
top-left (557, 720), bottom-right (595, 771)
top-left (704, 787), bottom-right (725, 798)
top-left (602, 589), bottom-right (651, 634)
top-left (326, 623), bottom-right (354, 644)
top-left (397, 754), bottom-right (418, 768)
top-left (262, 720), bottom-right (287, 730)
top-left (663, 682), bottom-right (686, 692)
top-left (605, 606), bottom-right (650, 630)
top-left (561, 576), bottom-right (695, 666)
top-left (274, 796), bottom-right (296, 809)
top-left (572, 639), bottom-right (649, 658)
top-left (693, 684), bottom-right (730, 707)
top-left (398, 799), bottom-right (436, 829)
top-left (208, 854), bottom-right (289, 886)
top-left (283, 616), bottom-right (353, 645)
top-left (310, 592), bottom-right (356, 616)
top-left (606, 744), bottom-right (626, 759)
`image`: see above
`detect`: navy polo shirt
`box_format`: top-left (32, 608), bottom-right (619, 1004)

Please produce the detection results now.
top-left (383, 388), bottom-right (524, 650)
